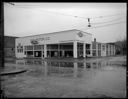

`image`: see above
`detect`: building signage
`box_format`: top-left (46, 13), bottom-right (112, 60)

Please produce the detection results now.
top-left (30, 37), bottom-right (50, 44)
top-left (31, 40), bottom-right (38, 44)
top-left (77, 32), bottom-right (83, 37)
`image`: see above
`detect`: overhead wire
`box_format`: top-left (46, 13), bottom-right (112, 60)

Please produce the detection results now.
top-left (8, 3), bottom-right (126, 21)
top-left (83, 21), bottom-right (126, 30)
top-left (90, 16), bottom-right (126, 25)
top-left (5, 3), bottom-right (126, 30)
top-left (89, 13), bottom-right (126, 19)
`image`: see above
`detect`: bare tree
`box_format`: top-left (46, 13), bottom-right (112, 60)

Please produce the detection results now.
top-left (115, 36), bottom-right (127, 55)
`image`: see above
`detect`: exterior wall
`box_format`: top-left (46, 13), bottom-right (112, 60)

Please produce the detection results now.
top-left (16, 30), bottom-right (77, 46)
top-left (106, 43), bottom-right (116, 56)
top-left (92, 38), bottom-right (118, 57)
top-left (95, 43), bottom-right (116, 57)
top-left (92, 40), bottom-right (116, 57)
top-left (15, 29), bottom-right (92, 58)
top-left (4, 36), bottom-right (18, 57)
top-left (92, 42), bottom-right (101, 57)
top-left (98, 43), bottom-right (101, 56)
top-left (76, 31), bottom-right (92, 44)
top-left (4, 48), bottom-right (15, 57)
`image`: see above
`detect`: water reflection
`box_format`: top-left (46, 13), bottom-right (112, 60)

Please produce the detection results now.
top-left (5, 59), bottom-right (126, 97)
top-left (5, 58), bottom-right (16, 64)
top-left (15, 59), bottom-right (126, 78)
top-left (15, 59), bottom-right (25, 65)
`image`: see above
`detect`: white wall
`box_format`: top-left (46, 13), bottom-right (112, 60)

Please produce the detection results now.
top-left (16, 30), bottom-right (79, 45)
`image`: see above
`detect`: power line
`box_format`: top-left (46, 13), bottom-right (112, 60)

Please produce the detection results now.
top-left (86, 21), bottom-right (126, 30)
top-left (9, 3), bottom-right (126, 21)
top-left (5, 3), bottom-right (126, 29)
top-left (90, 13), bottom-right (126, 19)
top-left (13, 4), bottom-right (126, 27)
top-left (91, 16), bottom-right (126, 25)
top-left (80, 21), bottom-right (125, 31)
top-left (7, 4), bottom-right (90, 22)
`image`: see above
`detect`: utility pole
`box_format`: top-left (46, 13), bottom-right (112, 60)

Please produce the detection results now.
top-left (0, 2), bottom-right (4, 98)
top-left (0, 2), bottom-right (14, 68)
top-left (0, 1), bottom-right (4, 68)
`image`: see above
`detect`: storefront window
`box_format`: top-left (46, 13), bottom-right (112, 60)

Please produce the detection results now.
top-left (34, 45), bottom-right (41, 50)
top-left (27, 46), bottom-right (33, 50)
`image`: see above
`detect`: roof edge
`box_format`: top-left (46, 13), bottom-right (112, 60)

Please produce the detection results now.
top-left (16, 29), bottom-right (91, 39)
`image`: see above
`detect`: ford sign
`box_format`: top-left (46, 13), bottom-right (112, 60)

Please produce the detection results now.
top-left (31, 40), bottom-right (38, 44)
top-left (77, 32), bottom-right (83, 37)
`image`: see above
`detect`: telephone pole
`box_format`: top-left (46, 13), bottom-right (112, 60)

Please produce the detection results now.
top-left (0, 2), bottom-right (14, 68)
top-left (0, 1), bottom-right (4, 68)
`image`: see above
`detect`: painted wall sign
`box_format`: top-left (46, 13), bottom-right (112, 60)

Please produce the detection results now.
top-left (31, 40), bottom-right (38, 44)
top-left (30, 37), bottom-right (50, 44)
top-left (34, 37), bottom-right (50, 41)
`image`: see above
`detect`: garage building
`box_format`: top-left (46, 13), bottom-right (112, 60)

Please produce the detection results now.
top-left (15, 29), bottom-right (92, 58)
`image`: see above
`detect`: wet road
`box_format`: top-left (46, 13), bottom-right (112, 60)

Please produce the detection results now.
top-left (2, 56), bottom-right (126, 98)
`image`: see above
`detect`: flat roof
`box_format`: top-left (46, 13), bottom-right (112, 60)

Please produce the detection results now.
top-left (92, 41), bottom-right (116, 45)
top-left (17, 29), bottom-right (92, 39)
top-left (4, 36), bottom-right (19, 38)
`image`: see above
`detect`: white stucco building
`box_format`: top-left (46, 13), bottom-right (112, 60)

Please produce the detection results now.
top-left (92, 38), bottom-right (116, 57)
top-left (15, 29), bottom-right (92, 58)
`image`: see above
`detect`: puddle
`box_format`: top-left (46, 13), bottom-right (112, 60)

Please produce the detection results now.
top-left (13, 59), bottom-right (126, 78)
top-left (3, 58), bottom-right (126, 97)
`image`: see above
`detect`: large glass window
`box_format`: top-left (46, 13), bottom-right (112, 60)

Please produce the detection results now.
top-left (27, 46), bottom-right (33, 50)
top-left (34, 45), bottom-right (42, 50)
top-left (24, 45), bottom-right (43, 51)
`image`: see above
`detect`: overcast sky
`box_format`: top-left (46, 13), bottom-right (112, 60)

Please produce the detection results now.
top-left (4, 3), bottom-right (126, 43)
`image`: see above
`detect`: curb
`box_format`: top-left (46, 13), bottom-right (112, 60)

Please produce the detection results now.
top-left (0, 69), bottom-right (27, 76)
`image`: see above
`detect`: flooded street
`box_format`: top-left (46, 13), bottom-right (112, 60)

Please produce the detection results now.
top-left (1, 56), bottom-right (126, 98)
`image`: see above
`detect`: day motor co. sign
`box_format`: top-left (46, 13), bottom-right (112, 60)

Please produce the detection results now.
top-left (31, 37), bottom-right (50, 44)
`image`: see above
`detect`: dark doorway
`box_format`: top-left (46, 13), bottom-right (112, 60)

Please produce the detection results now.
top-left (27, 51), bottom-right (33, 57)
